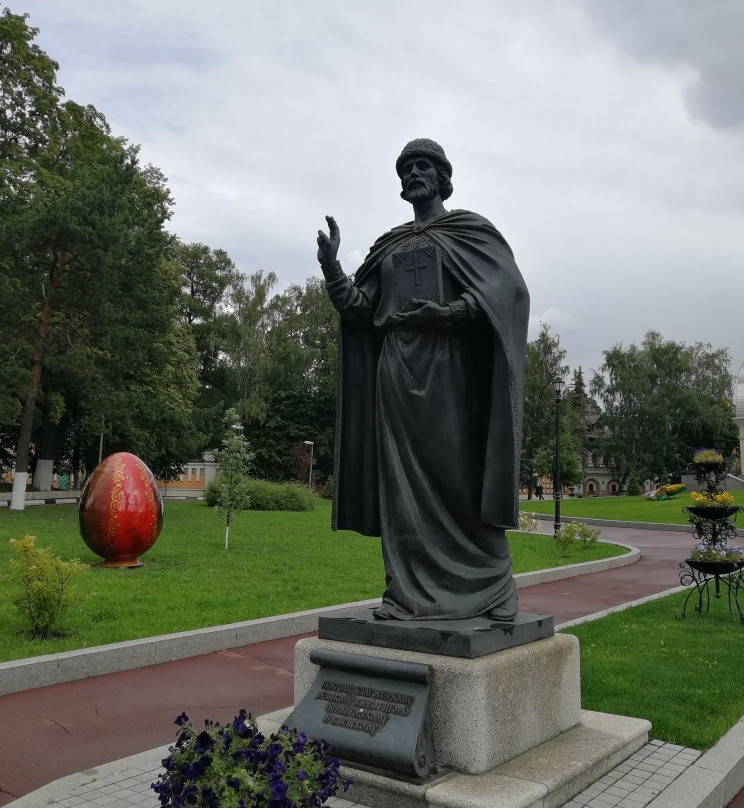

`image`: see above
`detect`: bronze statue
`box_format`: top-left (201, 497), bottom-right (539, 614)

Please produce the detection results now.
top-left (317, 139), bottom-right (529, 621)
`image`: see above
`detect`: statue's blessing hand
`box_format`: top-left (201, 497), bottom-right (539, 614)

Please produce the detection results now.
top-left (317, 215), bottom-right (340, 265)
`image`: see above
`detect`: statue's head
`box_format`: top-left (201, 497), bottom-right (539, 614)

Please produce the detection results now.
top-left (396, 138), bottom-right (453, 202)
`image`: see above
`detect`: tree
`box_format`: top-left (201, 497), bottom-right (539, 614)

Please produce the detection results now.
top-left (213, 411), bottom-right (253, 549)
top-left (535, 433), bottom-right (584, 489)
top-left (226, 269), bottom-right (278, 423)
top-left (1, 14), bottom-right (202, 502)
top-left (0, 9), bottom-right (62, 502)
top-left (591, 331), bottom-right (737, 485)
top-left (520, 324), bottom-right (569, 494)
top-left (252, 277), bottom-right (337, 479)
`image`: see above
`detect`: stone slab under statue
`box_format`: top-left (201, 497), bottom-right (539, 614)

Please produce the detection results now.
top-left (317, 608), bottom-right (554, 658)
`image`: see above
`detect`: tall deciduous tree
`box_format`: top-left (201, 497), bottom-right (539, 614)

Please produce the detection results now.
top-left (171, 238), bottom-right (241, 450)
top-left (243, 277), bottom-right (338, 480)
top-left (591, 331), bottom-right (737, 485)
top-left (1, 13), bottom-right (201, 503)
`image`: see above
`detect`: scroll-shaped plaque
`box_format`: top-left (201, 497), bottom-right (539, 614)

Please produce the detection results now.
top-left (392, 246), bottom-right (443, 311)
top-left (285, 649), bottom-right (437, 779)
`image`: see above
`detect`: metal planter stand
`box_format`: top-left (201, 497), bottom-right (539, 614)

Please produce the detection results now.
top-left (677, 558), bottom-right (744, 622)
top-left (677, 461), bottom-right (743, 623)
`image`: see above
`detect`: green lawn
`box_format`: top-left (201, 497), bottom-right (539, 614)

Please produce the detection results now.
top-left (562, 592), bottom-right (744, 750)
top-left (521, 490), bottom-right (744, 525)
top-left (0, 499), bottom-right (624, 661)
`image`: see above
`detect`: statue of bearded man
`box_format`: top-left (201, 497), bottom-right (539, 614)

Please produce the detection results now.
top-left (317, 139), bottom-right (529, 622)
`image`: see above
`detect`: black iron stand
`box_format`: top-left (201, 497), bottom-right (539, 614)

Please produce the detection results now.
top-left (677, 561), bottom-right (744, 623)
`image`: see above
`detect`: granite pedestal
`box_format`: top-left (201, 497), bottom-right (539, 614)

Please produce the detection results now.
top-left (258, 616), bottom-right (651, 808)
top-left (293, 633), bottom-right (581, 775)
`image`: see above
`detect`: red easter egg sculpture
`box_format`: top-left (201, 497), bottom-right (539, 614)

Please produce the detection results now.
top-left (78, 452), bottom-right (164, 567)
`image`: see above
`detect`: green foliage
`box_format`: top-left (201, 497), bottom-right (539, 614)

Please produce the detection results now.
top-left (535, 432), bottom-right (584, 487)
top-left (213, 411), bottom-right (254, 549)
top-left (521, 324), bottom-right (569, 489)
top-left (244, 478), bottom-right (314, 511)
top-left (0, 14), bottom-right (201, 487)
top-left (8, 534), bottom-right (88, 638)
top-left (320, 475), bottom-right (334, 500)
top-left (205, 477), bottom-right (315, 511)
top-left (626, 473), bottom-right (641, 497)
top-left (555, 521), bottom-right (600, 557)
top-left (591, 331), bottom-right (738, 485)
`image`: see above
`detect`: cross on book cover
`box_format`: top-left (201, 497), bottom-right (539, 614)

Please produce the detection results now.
top-left (392, 246), bottom-right (444, 312)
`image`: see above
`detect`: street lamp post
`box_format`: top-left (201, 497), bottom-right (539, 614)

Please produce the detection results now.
top-left (304, 441), bottom-right (314, 492)
top-left (553, 377), bottom-right (565, 538)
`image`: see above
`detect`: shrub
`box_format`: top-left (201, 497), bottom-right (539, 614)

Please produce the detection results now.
top-left (8, 536), bottom-right (89, 639)
top-left (626, 474), bottom-right (641, 497)
top-left (518, 512), bottom-right (540, 533)
top-left (320, 475), bottom-right (334, 500)
top-left (248, 478), bottom-right (315, 511)
top-left (555, 521), bottom-right (601, 557)
top-left (205, 478), bottom-right (315, 512)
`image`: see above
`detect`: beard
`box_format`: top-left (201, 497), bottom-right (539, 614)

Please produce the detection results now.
top-left (401, 175), bottom-right (440, 203)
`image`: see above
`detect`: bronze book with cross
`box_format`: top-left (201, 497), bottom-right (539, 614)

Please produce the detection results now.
top-left (391, 246), bottom-right (444, 312)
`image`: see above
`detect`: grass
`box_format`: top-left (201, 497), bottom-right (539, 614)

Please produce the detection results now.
top-left (562, 592), bottom-right (744, 750)
top-left (0, 499), bottom-right (624, 661)
top-left (521, 490), bottom-right (744, 525)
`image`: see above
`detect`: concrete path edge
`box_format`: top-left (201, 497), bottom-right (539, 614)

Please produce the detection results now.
top-left (0, 545), bottom-right (639, 696)
top-left (529, 512), bottom-right (744, 537)
top-left (645, 716), bottom-right (744, 808)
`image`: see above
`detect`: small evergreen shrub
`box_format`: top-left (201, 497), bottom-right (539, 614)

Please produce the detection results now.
top-left (205, 478), bottom-right (315, 511)
top-left (626, 475), bottom-right (641, 496)
top-left (8, 536), bottom-right (89, 639)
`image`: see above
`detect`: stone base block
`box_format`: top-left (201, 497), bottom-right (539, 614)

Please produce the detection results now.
top-left (259, 709), bottom-right (651, 808)
top-left (293, 634), bottom-right (581, 775)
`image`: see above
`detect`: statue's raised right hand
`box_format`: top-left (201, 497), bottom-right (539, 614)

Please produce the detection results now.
top-left (317, 215), bottom-right (340, 265)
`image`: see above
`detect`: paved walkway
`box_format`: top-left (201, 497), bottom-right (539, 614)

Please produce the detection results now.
top-left (0, 523), bottom-right (735, 806)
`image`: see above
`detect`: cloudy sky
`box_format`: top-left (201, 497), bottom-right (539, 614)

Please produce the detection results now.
top-left (11, 0), bottom-right (744, 378)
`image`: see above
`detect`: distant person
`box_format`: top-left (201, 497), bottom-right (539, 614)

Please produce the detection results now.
top-left (536, 483), bottom-right (544, 500)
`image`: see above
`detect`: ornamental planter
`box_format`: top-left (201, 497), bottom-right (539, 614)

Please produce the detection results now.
top-left (685, 558), bottom-right (744, 577)
top-left (685, 505), bottom-right (741, 521)
top-left (678, 455), bottom-right (743, 622)
top-left (78, 452), bottom-right (163, 567)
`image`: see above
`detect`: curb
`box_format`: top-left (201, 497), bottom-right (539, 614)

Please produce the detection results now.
top-left (0, 547), bottom-right (637, 697)
top-left (557, 593), bottom-right (744, 808)
top-left (529, 512), bottom-right (744, 537)
top-left (645, 716), bottom-right (744, 808)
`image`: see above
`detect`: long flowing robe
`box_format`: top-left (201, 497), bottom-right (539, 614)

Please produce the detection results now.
top-left (325, 209), bottom-right (529, 620)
